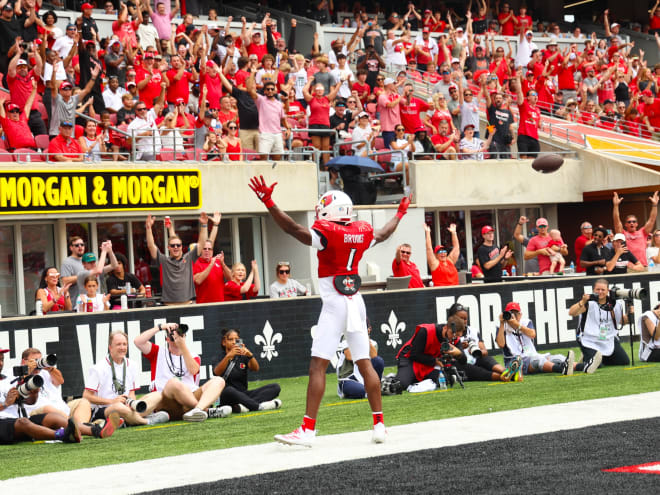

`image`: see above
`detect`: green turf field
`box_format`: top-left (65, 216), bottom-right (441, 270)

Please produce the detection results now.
top-left (2, 344), bottom-right (659, 480)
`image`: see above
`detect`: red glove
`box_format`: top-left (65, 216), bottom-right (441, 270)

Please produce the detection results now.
top-left (249, 175), bottom-right (278, 208)
top-left (396, 195), bottom-right (411, 220)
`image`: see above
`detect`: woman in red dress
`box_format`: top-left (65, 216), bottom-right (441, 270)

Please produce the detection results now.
top-left (224, 261), bottom-right (260, 301)
top-left (35, 267), bottom-right (72, 314)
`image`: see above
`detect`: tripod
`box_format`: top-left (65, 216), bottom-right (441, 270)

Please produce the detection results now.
top-left (626, 298), bottom-right (636, 366)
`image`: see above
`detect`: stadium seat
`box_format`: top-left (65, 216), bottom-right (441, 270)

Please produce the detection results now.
top-left (243, 148), bottom-right (259, 161)
top-left (109, 113), bottom-right (117, 125)
top-left (0, 151), bottom-right (14, 162)
top-left (35, 134), bottom-right (50, 150)
top-left (75, 124), bottom-right (84, 139)
top-left (14, 148), bottom-right (45, 162)
top-left (0, 138), bottom-right (6, 150)
top-left (35, 101), bottom-right (49, 126)
top-left (158, 148), bottom-right (176, 161)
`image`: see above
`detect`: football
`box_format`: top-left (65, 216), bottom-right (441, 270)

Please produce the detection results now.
top-left (531, 153), bottom-right (564, 173)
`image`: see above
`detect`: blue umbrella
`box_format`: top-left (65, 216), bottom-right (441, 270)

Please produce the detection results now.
top-left (326, 155), bottom-right (383, 171)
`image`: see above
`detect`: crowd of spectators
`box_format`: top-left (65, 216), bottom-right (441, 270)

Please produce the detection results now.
top-left (1, 1), bottom-right (660, 168)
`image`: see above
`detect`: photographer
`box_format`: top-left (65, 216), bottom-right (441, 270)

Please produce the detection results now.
top-left (448, 303), bottom-right (510, 382)
top-left (497, 302), bottom-right (580, 380)
top-left (395, 315), bottom-right (467, 390)
top-left (638, 304), bottom-right (660, 362)
top-left (19, 348), bottom-right (119, 439)
top-left (212, 329), bottom-right (281, 414)
top-left (569, 278), bottom-right (630, 368)
top-left (83, 331), bottom-right (168, 426)
top-left (1, 371), bottom-right (81, 444)
top-left (135, 322), bottom-right (226, 422)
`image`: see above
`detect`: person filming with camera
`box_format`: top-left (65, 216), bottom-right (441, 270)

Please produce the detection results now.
top-left (395, 315), bottom-right (467, 391)
top-left (605, 233), bottom-right (645, 274)
top-left (134, 322), bottom-right (226, 422)
top-left (497, 302), bottom-right (581, 380)
top-left (568, 278), bottom-right (631, 369)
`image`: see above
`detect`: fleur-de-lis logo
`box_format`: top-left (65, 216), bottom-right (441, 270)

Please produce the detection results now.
top-left (254, 320), bottom-right (283, 361)
top-left (310, 325), bottom-right (343, 369)
top-left (380, 310), bottom-right (406, 348)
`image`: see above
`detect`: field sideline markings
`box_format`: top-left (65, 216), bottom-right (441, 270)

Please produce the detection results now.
top-left (625, 365), bottom-right (653, 370)
top-left (134, 423), bottom-right (191, 432)
top-left (235, 410), bottom-right (283, 419)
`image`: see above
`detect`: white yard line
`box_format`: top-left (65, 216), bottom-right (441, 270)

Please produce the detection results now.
top-left (3, 391), bottom-right (660, 494)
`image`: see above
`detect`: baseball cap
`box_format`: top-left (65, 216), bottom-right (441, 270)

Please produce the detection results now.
top-left (611, 22), bottom-right (620, 29)
top-left (2, 3), bottom-right (13, 10)
top-left (383, 77), bottom-right (395, 85)
top-left (505, 302), bottom-right (521, 312)
top-left (415, 125), bottom-right (426, 133)
top-left (60, 121), bottom-right (74, 128)
top-left (66, 23), bottom-right (76, 29)
top-left (422, 27), bottom-right (430, 33)
top-left (456, 27), bottom-right (464, 32)
top-left (603, 99), bottom-right (614, 105)
top-left (205, 60), bottom-right (216, 68)
top-left (525, 30), bottom-right (533, 36)
top-left (481, 225), bottom-right (494, 235)
top-left (82, 252), bottom-right (97, 263)
top-left (536, 218), bottom-right (549, 227)
top-left (81, 2), bottom-right (93, 9)
top-left (126, 81), bottom-right (136, 88)
top-left (434, 245), bottom-right (447, 253)
top-left (642, 89), bottom-right (654, 97)
top-left (0, 348), bottom-right (10, 354)
top-left (208, 24), bottom-right (219, 31)
top-left (613, 233), bottom-right (626, 242)
top-left (5, 103), bottom-right (20, 111)
top-left (335, 100), bottom-right (346, 107)
top-left (109, 39), bottom-right (120, 48)
top-left (16, 58), bottom-right (28, 66)
top-left (526, 70), bottom-right (534, 76)
top-left (60, 81), bottom-right (73, 90)
top-left (451, 57), bottom-right (460, 64)
top-left (144, 52), bottom-right (154, 59)
top-left (175, 97), bottom-right (185, 105)
top-left (357, 111), bottom-right (369, 119)
top-left (464, 123), bottom-right (475, 130)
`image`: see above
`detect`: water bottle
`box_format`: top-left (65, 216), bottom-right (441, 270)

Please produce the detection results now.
top-left (649, 259), bottom-right (655, 271)
top-left (35, 300), bottom-right (43, 316)
top-left (438, 373), bottom-right (447, 390)
top-left (126, 282), bottom-right (132, 296)
top-left (306, 283), bottom-right (312, 296)
top-left (120, 294), bottom-right (128, 309)
top-left (569, 261), bottom-right (575, 274)
top-left (511, 266), bottom-right (517, 277)
top-left (502, 269), bottom-right (508, 277)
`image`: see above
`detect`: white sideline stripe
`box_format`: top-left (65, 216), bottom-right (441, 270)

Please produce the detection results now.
top-left (3, 391), bottom-right (660, 494)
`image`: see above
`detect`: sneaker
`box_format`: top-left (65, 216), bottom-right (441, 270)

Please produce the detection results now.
top-left (513, 367), bottom-right (524, 381)
top-left (238, 404), bottom-right (250, 413)
top-left (563, 350), bottom-right (575, 376)
top-left (99, 412), bottom-right (120, 439)
top-left (583, 351), bottom-right (602, 374)
top-left (501, 356), bottom-right (522, 381)
top-left (182, 407), bottom-right (207, 422)
top-left (63, 418), bottom-right (81, 443)
top-left (146, 411), bottom-right (170, 425)
top-left (274, 426), bottom-right (316, 447)
top-left (207, 405), bottom-right (232, 418)
top-left (258, 399), bottom-right (282, 411)
top-left (372, 422), bottom-right (386, 444)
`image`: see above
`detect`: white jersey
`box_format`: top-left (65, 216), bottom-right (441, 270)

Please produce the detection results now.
top-left (144, 344), bottom-right (200, 393)
top-left (579, 300), bottom-right (624, 356)
top-left (0, 376), bottom-right (16, 418)
top-left (501, 317), bottom-right (537, 359)
top-left (0, 369), bottom-right (68, 418)
top-left (85, 356), bottom-right (140, 412)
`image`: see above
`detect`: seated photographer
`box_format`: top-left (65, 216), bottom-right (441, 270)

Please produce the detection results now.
top-left (83, 331), bottom-right (168, 426)
top-left (638, 304), bottom-right (660, 362)
top-left (1, 376), bottom-right (81, 444)
top-left (395, 315), bottom-right (467, 390)
top-left (212, 329), bottom-right (281, 414)
top-left (18, 348), bottom-right (119, 439)
top-left (135, 323), bottom-right (226, 422)
top-left (447, 303), bottom-right (510, 382)
top-left (496, 302), bottom-right (580, 381)
top-left (569, 278), bottom-right (630, 368)
top-left (336, 318), bottom-right (385, 399)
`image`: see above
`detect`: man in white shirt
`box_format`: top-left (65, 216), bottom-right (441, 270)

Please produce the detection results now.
top-left (51, 23), bottom-right (77, 59)
top-left (102, 75), bottom-right (127, 113)
top-left (83, 331), bottom-right (167, 426)
top-left (127, 100), bottom-right (161, 160)
top-left (136, 9), bottom-right (159, 51)
top-left (515, 29), bottom-right (537, 68)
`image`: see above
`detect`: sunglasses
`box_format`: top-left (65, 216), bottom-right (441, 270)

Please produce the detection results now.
top-left (8, 109), bottom-right (20, 113)
top-left (202, 247), bottom-right (213, 250)
top-left (437, 250), bottom-right (447, 254)
top-left (528, 92), bottom-right (538, 96)
top-left (136, 107), bottom-right (146, 111)
top-left (582, 225), bottom-right (593, 229)
top-left (464, 93), bottom-right (473, 96)
top-left (279, 270), bottom-right (290, 274)
top-left (400, 250), bottom-right (411, 255)
top-left (626, 220), bottom-right (638, 223)
top-left (442, 71), bottom-right (450, 75)
top-left (72, 243), bottom-right (85, 247)
top-left (169, 243), bottom-right (182, 248)
top-left (396, 128), bottom-right (405, 132)
top-left (537, 224), bottom-right (548, 228)
top-left (376, 78), bottom-right (384, 81)
top-left (228, 125), bottom-right (237, 130)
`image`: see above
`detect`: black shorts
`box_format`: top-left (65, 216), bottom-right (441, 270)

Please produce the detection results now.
top-left (308, 123), bottom-right (331, 138)
top-left (0, 413), bottom-right (47, 444)
top-left (517, 134), bottom-right (540, 154)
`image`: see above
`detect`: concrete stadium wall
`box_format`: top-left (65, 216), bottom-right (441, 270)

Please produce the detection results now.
top-left (1, 272), bottom-right (657, 396)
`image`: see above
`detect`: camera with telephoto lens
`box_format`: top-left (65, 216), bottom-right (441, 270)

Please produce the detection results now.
top-left (463, 338), bottom-right (482, 358)
top-left (11, 366), bottom-right (45, 400)
top-left (610, 287), bottom-right (647, 300)
top-left (167, 323), bottom-right (189, 341)
top-left (503, 310), bottom-right (514, 321)
top-left (34, 354), bottom-right (57, 369)
top-left (125, 398), bottom-right (147, 413)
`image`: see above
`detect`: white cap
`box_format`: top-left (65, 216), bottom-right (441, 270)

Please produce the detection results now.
top-left (208, 24), bottom-right (219, 31)
top-left (456, 27), bottom-right (464, 32)
top-left (525, 30), bottom-right (533, 36)
top-left (613, 233), bottom-right (626, 242)
top-left (611, 22), bottom-right (620, 29)
top-left (451, 57), bottom-right (460, 64)
top-left (383, 77), bottom-right (395, 85)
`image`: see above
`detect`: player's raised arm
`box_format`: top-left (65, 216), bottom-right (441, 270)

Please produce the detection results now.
top-left (249, 175), bottom-right (312, 246)
top-left (374, 195), bottom-right (411, 243)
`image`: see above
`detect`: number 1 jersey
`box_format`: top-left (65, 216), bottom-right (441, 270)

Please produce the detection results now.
top-left (310, 220), bottom-right (375, 278)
